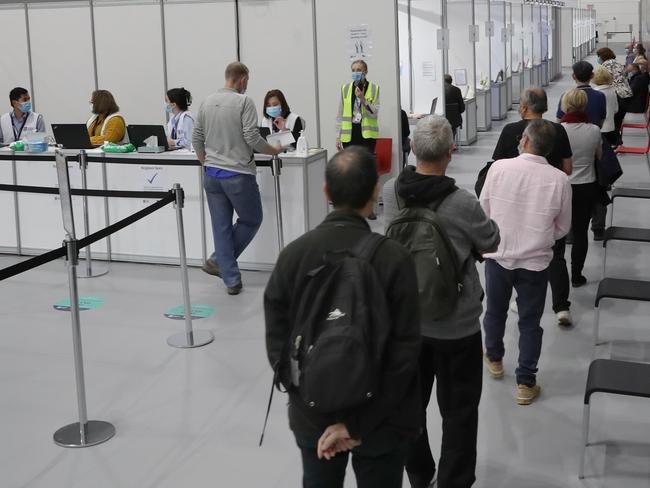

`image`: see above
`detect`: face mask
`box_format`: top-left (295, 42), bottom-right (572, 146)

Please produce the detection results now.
top-left (266, 106), bottom-right (282, 118)
top-left (351, 72), bottom-right (364, 83)
top-left (19, 101), bottom-right (31, 113)
top-left (165, 103), bottom-right (173, 114)
top-left (597, 57), bottom-right (603, 65)
top-left (518, 138), bottom-right (526, 155)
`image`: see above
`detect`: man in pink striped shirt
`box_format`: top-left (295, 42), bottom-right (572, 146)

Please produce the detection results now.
top-left (479, 119), bottom-right (572, 405)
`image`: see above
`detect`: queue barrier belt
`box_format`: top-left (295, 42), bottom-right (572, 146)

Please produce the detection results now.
top-left (0, 183), bottom-right (170, 200)
top-left (0, 191), bottom-right (176, 282)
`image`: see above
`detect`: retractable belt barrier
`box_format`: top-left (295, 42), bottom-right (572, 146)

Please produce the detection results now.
top-left (1, 150), bottom-right (215, 449)
top-left (0, 190), bottom-right (175, 282)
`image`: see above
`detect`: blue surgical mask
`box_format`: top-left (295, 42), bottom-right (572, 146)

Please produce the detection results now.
top-left (266, 106), bottom-right (282, 118)
top-left (19, 101), bottom-right (32, 113)
top-left (165, 103), bottom-right (173, 114)
top-left (352, 72), bottom-right (364, 83)
top-left (597, 57), bottom-right (603, 65)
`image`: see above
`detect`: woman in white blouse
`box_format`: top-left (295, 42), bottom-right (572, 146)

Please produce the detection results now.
top-left (560, 88), bottom-right (603, 288)
top-left (165, 87), bottom-right (194, 149)
top-left (592, 67), bottom-right (619, 147)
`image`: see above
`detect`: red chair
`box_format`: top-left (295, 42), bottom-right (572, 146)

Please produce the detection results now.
top-left (616, 130), bottom-right (650, 166)
top-left (374, 138), bottom-right (393, 176)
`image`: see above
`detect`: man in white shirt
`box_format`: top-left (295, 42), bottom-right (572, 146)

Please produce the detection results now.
top-left (0, 87), bottom-right (46, 144)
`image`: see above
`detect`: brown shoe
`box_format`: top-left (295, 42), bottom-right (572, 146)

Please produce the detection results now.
top-left (516, 384), bottom-right (541, 405)
top-left (201, 259), bottom-right (221, 277)
top-left (484, 354), bottom-right (504, 379)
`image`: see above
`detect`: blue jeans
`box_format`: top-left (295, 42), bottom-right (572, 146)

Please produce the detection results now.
top-left (482, 259), bottom-right (548, 386)
top-left (204, 172), bottom-right (263, 287)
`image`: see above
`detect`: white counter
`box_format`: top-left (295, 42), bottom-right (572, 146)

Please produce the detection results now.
top-left (0, 148), bottom-right (329, 270)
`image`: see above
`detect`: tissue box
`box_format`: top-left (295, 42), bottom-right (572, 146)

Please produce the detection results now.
top-left (137, 146), bottom-right (165, 153)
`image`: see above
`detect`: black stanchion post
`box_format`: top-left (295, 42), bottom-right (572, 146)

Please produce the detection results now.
top-left (271, 155), bottom-right (285, 251)
top-left (167, 183), bottom-right (214, 349)
top-left (78, 149), bottom-right (107, 278)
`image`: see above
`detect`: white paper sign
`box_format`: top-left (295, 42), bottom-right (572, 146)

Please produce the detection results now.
top-left (141, 165), bottom-right (167, 192)
top-left (454, 69), bottom-right (468, 86)
top-left (422, 61), bottom-right (436, 80)
top-left (348, 24), bottom-right (373, 60)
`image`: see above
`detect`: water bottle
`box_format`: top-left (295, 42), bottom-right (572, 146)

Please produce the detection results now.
top-left (296, 130), bottom-right (308, 157)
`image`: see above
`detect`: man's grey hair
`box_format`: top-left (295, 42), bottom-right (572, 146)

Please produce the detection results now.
top-left (520, 87), bottom-right (548, 114)
top-left (412, 115), bottom-right (454, 163)
top-left (523, 119), bottom-right (556, 157)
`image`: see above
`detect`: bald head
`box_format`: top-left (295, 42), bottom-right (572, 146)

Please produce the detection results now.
top-left (326, 146), bottom-right (378, 210)
top-left (520, 87), bottom-right (548, 115)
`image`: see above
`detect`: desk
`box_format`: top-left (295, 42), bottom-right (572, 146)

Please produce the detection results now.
top-left (0, 148), bottom-right (329, 270)
top-left (476, 89), bottom-right (492, 132)
top-left (460, 97), bottom-right (478, 146)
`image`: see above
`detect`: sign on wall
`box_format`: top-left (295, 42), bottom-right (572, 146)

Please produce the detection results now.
top-left (348, 24), bottom-right (373, 60)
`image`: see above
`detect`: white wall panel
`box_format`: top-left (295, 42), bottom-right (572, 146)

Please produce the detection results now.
top-left (164, 0), bottom-right (236, 129)
top-left (239, 0), bottom-right (317, 146)
top-left (28, 2), bottom-right (95, 129)
top-left (94, 0), bottom-right (165, 125)
top-left (0, 6), bottom-right (31, 113)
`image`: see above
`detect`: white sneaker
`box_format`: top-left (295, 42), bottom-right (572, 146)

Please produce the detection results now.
top-left (509, 300), bottom-right (518, 313)
top-left (557, 310), bottom-right (573, 327)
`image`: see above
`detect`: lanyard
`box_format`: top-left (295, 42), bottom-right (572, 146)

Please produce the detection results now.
top-left (171, 112), bottom-right (183, 139)
top-left (12, 114), bottom-right (28, 141)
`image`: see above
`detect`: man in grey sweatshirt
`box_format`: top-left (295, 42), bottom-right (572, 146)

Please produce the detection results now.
top-left (193, 62), bottom-right (280, 295)
top-left (383, 115), bottom-right (500, 488)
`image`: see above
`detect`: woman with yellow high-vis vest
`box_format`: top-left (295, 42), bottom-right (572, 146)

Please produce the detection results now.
top-left (335, 59), bottom-right (380, 153)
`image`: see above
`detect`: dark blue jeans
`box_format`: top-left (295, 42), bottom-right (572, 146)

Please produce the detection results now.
top-left (295, 433), bottom-right (407, 488)
top-left (483, 259), bottom-right (548, 386)
top-left (204, 172), bottom-right (263, 287)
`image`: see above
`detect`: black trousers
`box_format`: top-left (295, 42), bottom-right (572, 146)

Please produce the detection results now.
top-left (591, 202), bottom-right (607, 232)
top-left (406, 332), bottom-right (482, 488)
top-left (343, 123), bottom-right (377, 154)
top-left (571, 182), bottom-right (599, 278)
top-left (548, 237), bottom-right (571, 313)
top-left (613, 97), bottom-right (627, 145)
top-left (297, 437), bottom-right (407, 488)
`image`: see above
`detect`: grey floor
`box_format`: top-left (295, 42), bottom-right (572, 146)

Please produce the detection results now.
top-left (2, 53), bottom-right (650, 488)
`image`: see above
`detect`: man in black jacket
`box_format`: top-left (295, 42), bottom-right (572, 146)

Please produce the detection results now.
top-left (264, 146), bottom-right (422, 488)
top-left (444, 74), bottom-right (466, 137)
top-left (491, 87), bottom-right (575, 328)
top-left (623, 63), bottom-right (650, 113)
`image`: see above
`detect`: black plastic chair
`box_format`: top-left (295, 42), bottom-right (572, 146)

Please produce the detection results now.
top-left (608, 187), bottom-right (650, 228)
top-left (593, 278), bottom-right (650, 345)
top-left (580, 359), bottom-right (650, 479)
top-left (601, 226), bottom-right (650, 278)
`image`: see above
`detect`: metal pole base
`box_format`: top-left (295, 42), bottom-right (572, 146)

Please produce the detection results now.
top-left (53, 420), bottom-right (115, 448)
top-left (78, 266), bottom-right (109, 279)
top-left (167, 330), bottom-right (214, 349)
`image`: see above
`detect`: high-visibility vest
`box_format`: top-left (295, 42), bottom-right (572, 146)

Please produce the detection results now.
top-left (340, 82), bottom-right (379, 142)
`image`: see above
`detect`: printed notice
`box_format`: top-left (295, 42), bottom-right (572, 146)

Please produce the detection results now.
top-left (422, 61), bottom-right (436, 81)
top-left (348, 24), bottom-right (373, 60)
top-left (141, 165), bottom-right (166, 192)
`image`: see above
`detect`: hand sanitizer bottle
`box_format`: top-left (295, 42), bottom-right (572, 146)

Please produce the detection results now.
top-left (296, 130), bottom-right (308, 157)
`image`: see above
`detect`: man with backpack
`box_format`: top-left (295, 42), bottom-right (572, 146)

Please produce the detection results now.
top-left (480, 120), bottom-right (572, 406)
top-left (383, 115), bottom-right (500, 488)
top-left (264, 146), bottom-right (422, 488)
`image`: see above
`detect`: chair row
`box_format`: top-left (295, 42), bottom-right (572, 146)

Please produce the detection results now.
top-left (580, 186), bottom-right (650, 480)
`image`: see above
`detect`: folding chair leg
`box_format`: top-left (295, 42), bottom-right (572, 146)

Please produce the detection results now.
top-left (601, 247), bottom-right (608, 280)
top-left (607, 201), bottom-right (614, 228)
top-left (594, 304), bottom-right (602, 346)
top-left (579, 403), bottom-right (591, 479)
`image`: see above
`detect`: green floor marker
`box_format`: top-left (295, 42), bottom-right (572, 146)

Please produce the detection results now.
top-left (164, 304), bottom-right (215, 320)
top-left (53, 296), bottom-right (105, 311)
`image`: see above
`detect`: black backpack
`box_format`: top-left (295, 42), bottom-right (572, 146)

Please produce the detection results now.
top-left (260, 233), bottom-right (390, 446)
top-left (474, 160), bottom-right (494, 197)
top-left (285, 233), bottom-right (389, 413)
top-left (386, 186), bottom-right (462, 321)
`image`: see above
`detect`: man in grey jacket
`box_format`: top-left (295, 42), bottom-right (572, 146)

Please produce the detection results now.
top-left (193, 62), bottom-right (281, 295)
top-left (383, 115), bottom-right (500, 488)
